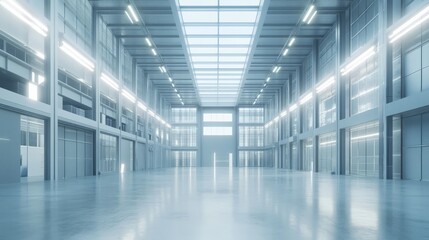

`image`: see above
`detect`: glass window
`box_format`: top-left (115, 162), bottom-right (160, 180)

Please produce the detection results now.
top-left (318, 132), bottom-right (337, 174)
top-left (203, 127), bottom-right (232, 136)
top-left (203, 113), bottom-right (232, 122)
top-left (347, 121), bottom-right (379, 177)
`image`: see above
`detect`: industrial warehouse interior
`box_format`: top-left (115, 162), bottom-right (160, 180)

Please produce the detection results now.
top-left (0, 0), bottom-right (429, 239)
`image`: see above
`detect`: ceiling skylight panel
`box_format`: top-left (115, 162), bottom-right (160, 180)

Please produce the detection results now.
top-left (181, 11), bottom-right (218, 23)
top-left (185, 26), bottom-right (218, 35)
top-left (220, 26), bottom-right (254, 35)
top-left (192, 56), bottom-right (218, 62)
top-left (187, 37), bottom-right (218, 45)
top-left (179, 0), bottom-right (217, 6)
top-left (219, 48), bottom-right (249, 54)
top-left (190, 47), bottom-right (218, 54)
top-left (219, 55), bottom-right (247, 62)
top-left (219, 37), bottom-right (251, 45)
top-left (193, 63), bottom-right (218, 69)
top-left (219, 63), bottom-right (245, 68)
top-left (219, 11), bottom-right (258, 23)
top-left (195, 75), bottom-right (218, 79)
top-left (219, 0), bottom-right (260, 6)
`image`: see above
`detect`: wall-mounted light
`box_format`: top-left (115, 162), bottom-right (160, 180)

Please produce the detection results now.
top-left (0, 0), bottom-right (48, 37)
top-left (289, 104), bottom-right (297, 112)
top-left (389, 5), bottom-right (429, 43)
top-left (299, 92), bottom-right (313, 104)
top-left (316, 76), bottom-right (335, 93)
top-left (148, 110), bottom-right (155, 117)
top-left (340, 46), bottom-right (376, 76)
top-left (138, 101), bottom-right (147, 111)
top-left (101, 72), bottom-right (119, 91)
top-left (60, 40), bottom-right (95, 72)
top-left (35, 51), bottom-right (45, 60)
top-left (121, 89), bottom-right (136, 103)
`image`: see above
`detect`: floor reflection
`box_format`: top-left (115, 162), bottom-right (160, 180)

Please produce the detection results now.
top-left (0, 168), bottom-right (428, 240)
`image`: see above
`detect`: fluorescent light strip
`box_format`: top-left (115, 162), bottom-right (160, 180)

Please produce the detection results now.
top-left (168, 77), bottom-right (173, 82)
top-left (121, 89), bottom-right (136, 103)
top-left (151, 49), bottom-right (157, 56)
top-left (299, 92), bottom-right (313, 104)
top-left (266, 77), bottom-right (271, 82)
top-left (125, 10), bottom-right (134, 24)
top-left (60, 40), bottom-right (95, 71)
top-left (127, 5), bottom-right (139, 22)
top-left (303, 5), bottom-right (315, 23)
top-left (145, 38), bottom-right (152, 47)
top-left (280, 111), bottom-right (287, 117)
top-left (340, 46), bottom-right (376, 76)
top-left (137, 101), bottom-right (147, 111)
top-left (307, 10), bottom-right (317, 24)
top-left (316, 76), bottom-right (335, 93)
top-left (101, 73), bottom-right (119, 91)
top-left (389, 5), bottom-right (429, 43)
top-left (0, 0), bottom-right (48, 37)
top-left (282, 48), bottom-right (289, 56)
top-left (147, 110), bottom-right (155, 117)
top-left (289, 104), bottom-right (297, 112)
top-left (288, 37), bottom-right (295, 47)
top-left (35, 51), bottom-right (45, 60)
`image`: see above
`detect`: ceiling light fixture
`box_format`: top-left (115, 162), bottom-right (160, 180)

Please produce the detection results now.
top-left (303, 5), bottom-right (316, 24)
top-left (127, 5), bottom-right (139, 22)
top-left (151, 48), bottom-right (157, 56)
top-left (288, 37), bottom-right (296, 47)
top-left (145, 37), bottom-right (152, 47)
top-left (282, 48), bottom-right (289, 56)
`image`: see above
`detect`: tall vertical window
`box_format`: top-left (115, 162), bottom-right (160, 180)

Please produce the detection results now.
top-left (347, 121), bottom-right (379, 177)
top-left (318, 132), bottom-right (337, 174)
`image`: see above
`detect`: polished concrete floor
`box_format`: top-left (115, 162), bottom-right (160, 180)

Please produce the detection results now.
top-left (0, 168), bottom-right (428, 240)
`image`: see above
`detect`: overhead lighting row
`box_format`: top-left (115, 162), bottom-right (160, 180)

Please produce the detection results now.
top-left (264, 76), bottom-right (335, 128)
top-left (100, 72), bottom-right (171, 128)
top-left (254, 3), bottom-right (318, 105)
top-left (124, 4), bottom-right (183, 105)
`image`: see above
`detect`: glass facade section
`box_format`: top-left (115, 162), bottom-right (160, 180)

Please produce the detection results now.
top-left (347, 121), bottom-right (379, 177)
top-left (318, 132), bottom-right (337, 174)
top-left (100, 133), bottom-right (118, 173)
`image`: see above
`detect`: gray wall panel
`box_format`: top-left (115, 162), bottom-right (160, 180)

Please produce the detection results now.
top-left (0, 108), bottom-right (20, 183)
